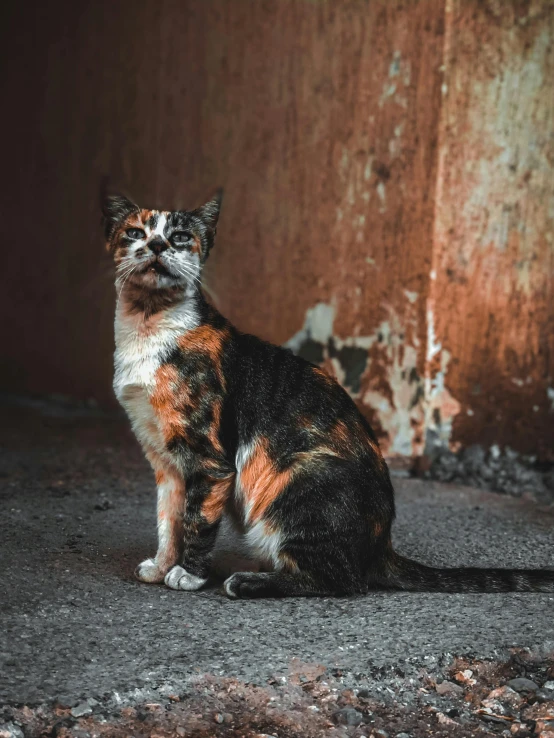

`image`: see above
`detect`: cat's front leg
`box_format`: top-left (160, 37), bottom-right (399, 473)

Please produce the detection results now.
top-left (165, 471), bottom-right (235, 591)
top-left (136, 468), bottom-right (185, 583)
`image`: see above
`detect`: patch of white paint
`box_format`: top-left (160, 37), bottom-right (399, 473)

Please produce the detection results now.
top-left (379, 83), bottom-right (397, 108)
top-left (423, 349), bottom-right (461, 452)
top-left (389, 122), bottom-right (405, 158)
top-left (377, 182), bottom-right (387, 212)
top-left (426, 308), bottom-right (442, 362)
top-left (287, 297), bottom-right (425, 457)
top-left (379, 51), bottom-right (411, 106)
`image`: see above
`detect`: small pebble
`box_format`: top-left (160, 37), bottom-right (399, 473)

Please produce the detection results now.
top-left (507, 677), bottom-right (539, 693)
top-left (0, 724), bottom-right (24, 738)
top-left (435, 680), bottom-right (463, 696)
top-left (70, 702), bottom-right (92, 718)
top-left (332, 707), bottom-right (364, 726)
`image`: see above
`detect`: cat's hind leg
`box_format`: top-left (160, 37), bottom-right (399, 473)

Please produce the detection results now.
top-left (223, 571), bottom-right (327, 599)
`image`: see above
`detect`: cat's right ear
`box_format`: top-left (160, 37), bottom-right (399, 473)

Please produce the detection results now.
top-left (100, 182), bottom-right (138, 245)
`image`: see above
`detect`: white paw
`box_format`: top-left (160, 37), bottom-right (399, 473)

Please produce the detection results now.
top-left (135, 558), bottom-right (165, 583)
top-left (164, 565), bottom-right (207, 591)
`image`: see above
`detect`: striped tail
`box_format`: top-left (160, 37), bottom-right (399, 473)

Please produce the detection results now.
top-left (379, 551), bottom-right (554, 593)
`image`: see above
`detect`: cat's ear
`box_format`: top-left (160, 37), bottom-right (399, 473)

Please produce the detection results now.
top-left (193, 188), bottom-right (223, 231)
top-left (100, 181), bottom-right (139, 243)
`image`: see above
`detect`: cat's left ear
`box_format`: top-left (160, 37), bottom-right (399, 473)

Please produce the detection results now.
top-left (194, 188), bottom-right (223, 231)
top-left (100, 183), bottom-right (139, 243)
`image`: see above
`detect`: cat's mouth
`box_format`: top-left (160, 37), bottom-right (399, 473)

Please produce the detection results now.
top-left (139, 259), bottom-right (172, 278)
top-left (147, 261), bottom-right (171, 276)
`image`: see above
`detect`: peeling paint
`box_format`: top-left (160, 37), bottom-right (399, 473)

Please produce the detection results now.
top-left (287, 294), bottom-right (465, 460)
top-left (423, 349), bottom-right (461, 456)
top-left (376, 182), bottom-right (387, 212)
top-left (286, 297), bottom-right (429, 457)
top-left (425, 308), bottom-right (441, 362)
top-left (378, 50), bottom-right (411, 108)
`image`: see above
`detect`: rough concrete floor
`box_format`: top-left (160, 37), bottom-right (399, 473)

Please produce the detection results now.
top-left (1, 400), bottom-right (553, 736)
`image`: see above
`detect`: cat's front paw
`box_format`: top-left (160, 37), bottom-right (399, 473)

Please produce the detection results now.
top-left (164, 565), bottom-right (207, 591)
top-left (135, 558), bottom-right (166, 583)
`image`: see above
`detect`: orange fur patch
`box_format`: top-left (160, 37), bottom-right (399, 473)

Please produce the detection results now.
top-left (151, 364), bottom-right (189, 444)
top-left (153, 468), bottom-right (186, 570)
top-left (191, 235), bottom-right (202, 255)
top-left (329, 419), bottom-right (352, 449)
top-left (158, 491), bottom-right (182, 522)
top-left (177, 326), bottom-right (229, 453)
top-left (151, 359), bottom-right (224, 454)
top-left (201, 474), bottom-right (236, 524)
top-left (313, 366), bottom-right (335, 385)
top-left (373, 521), bottom-right (384, 537)
top-left (278, 552), bottom-right (299, 573)
top-left (240, 438), bottom-right (292, 522)
top-left (178, 325), bottom-right (228, 383)
top-left (140, 208), bottom-right (155, 222)
top-left (207, 398), bottom-right (224, 454)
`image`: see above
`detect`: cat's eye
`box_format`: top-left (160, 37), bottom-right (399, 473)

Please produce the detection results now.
top-left (126, 228), bottom-right (146, 240)
top-left (171, 231), bottom-right (193, 248)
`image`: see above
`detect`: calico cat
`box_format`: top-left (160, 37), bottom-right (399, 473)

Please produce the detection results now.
top-left (103, 190), bottom-right (554, 598)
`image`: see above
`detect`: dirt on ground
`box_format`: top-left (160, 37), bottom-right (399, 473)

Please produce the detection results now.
top-left (2, 650), bottom-right (554, 738)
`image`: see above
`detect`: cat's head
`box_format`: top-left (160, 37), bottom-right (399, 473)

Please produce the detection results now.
top-left (102, 191), bottom-right (222, 291)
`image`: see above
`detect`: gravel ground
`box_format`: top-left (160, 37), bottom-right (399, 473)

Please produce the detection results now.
top-left (0, 399), bottom-right (553, 736)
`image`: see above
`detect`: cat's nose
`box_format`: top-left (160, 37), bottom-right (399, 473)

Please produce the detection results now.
top-left (148, 238), bottom-right (168, 255)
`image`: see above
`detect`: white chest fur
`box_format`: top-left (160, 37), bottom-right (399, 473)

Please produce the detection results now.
top-left (113, 299), bottom-right (200, 454)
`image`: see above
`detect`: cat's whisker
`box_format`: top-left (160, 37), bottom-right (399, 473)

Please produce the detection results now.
top-left (115, 264), bottom-right (138, 311)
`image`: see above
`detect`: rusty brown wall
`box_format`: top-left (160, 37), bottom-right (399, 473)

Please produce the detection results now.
top-left (430, 0), bottom-right (554, 461)
top-left (0, 0), bottom-right (445, 433)
top-left (1, 1), bottom-right (552, 459)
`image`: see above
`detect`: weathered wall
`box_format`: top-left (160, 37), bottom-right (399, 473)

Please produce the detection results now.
top-left (1, 0), bottom-right (552, 460)
top-left (430, 0), bottom-right (554, 461)
top-left (0, 0), bottom-right (445, 438)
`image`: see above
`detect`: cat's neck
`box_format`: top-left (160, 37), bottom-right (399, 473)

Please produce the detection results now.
top-left (115, 281), bottom-right (204, 336)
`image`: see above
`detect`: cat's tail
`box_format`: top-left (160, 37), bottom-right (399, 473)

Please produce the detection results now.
top-left (376, 551), bottom-right (554, 592)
